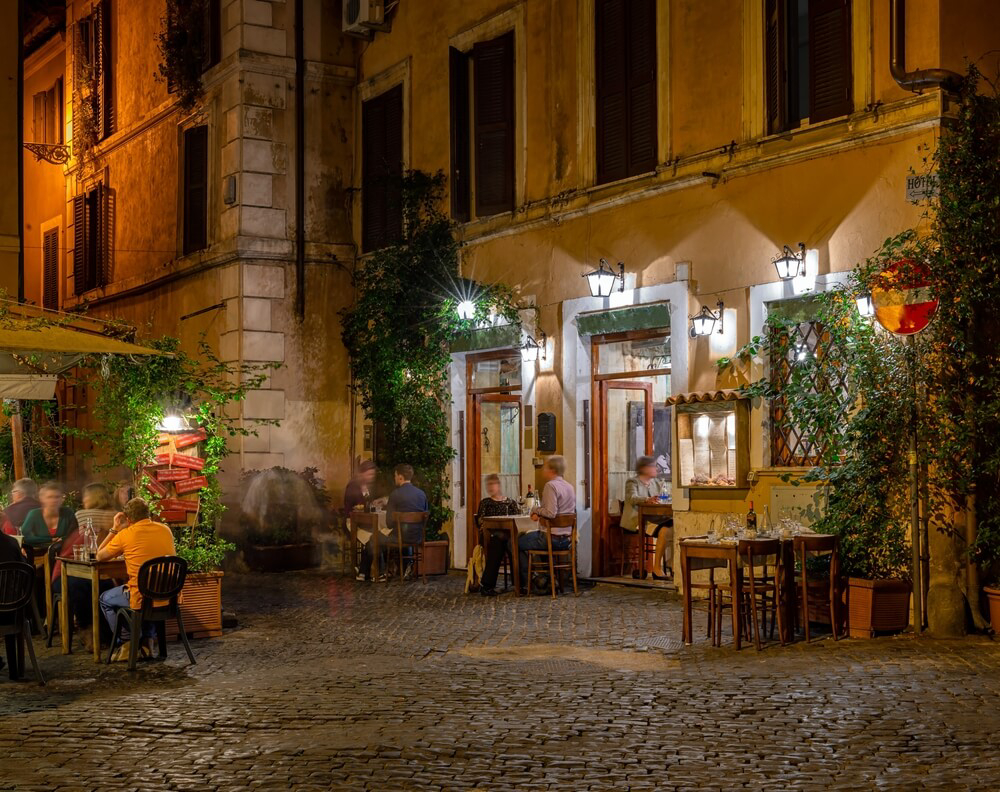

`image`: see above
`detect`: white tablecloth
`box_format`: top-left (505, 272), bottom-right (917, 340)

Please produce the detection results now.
top-left (350, 511), bottom-right (390, 545)
top-left (481, 515), bottom-right (537, 535)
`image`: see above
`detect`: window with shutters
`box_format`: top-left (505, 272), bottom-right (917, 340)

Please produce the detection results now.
top-left (361, 84), bottom-right (404, 253)
top-left (42, 229), bottom-right (59, 311)
top-left (183, 125), bottom-right (209, 254)
top-left (73, 184), bottom-right (111, 296)
top-left (77, 0), bottom-right (114, 141)
top-left (449, 31), bottom-right (515, 220)
top-left (765, 0), bottom-right (851, 134)
top-left (31, 79), bottom-right (63, 145)
top-left (595, 0), bottom-right (657, 185)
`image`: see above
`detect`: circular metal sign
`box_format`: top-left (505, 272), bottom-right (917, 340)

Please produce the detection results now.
top-left (872, 258), bottom-right (939, 335)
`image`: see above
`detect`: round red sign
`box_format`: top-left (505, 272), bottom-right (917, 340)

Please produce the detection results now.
top-left (871, 258), bottom-right (939, 335)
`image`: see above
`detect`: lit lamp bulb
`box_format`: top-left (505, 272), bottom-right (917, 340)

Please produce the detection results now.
top-left (856, 292), bottom-right (875, 318)
top-left (456, 300), bottom-right (476, 321)
top-left (158, 411), bottom-right (185, 432)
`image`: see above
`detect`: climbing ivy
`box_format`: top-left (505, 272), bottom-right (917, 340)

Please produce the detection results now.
top-left (156, 0), bottom-right (211, 111)
top-left (340, 170), bottom-right (525, 540)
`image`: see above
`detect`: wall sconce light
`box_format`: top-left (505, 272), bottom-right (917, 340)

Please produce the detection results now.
top-left (855, 292), bottom-right (875, 318)
top-left (583, 258), bottom-right (625, 297)
top-left (773, 243), bottom-right (806, 281)
top-left (456, 300), bottom-right (476, 321)
top-left (689, 300), bottom-right (724, 337)
top-left (521, 331), bottom-right (547, 363)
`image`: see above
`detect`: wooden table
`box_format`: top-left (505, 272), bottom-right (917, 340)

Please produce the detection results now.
top-left (349, 512), bottom-right (391, 581)
top-left (57, 555), bottom-right (127, 662)
top-left (635, 502), bottom-right (673, 579)
top-left (480, 515), bottom-right (536, 596)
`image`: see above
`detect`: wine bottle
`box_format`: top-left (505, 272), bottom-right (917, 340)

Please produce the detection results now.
top-left (746, 501), bottom-right (757, 532)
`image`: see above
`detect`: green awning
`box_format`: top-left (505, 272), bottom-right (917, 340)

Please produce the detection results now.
top-left (767, 294), bottom-right (821, 322)
top-left (450, 323), bottom-right (521, 354)
top-left (576, 301), bottom-right (671, 336)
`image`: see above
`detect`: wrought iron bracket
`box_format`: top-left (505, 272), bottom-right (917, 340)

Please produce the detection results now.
top-left (23, 142), bottom-right (71, 165)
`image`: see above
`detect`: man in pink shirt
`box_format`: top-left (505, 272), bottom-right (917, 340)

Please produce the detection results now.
top-left (518, 455), bottom-right (576, 592)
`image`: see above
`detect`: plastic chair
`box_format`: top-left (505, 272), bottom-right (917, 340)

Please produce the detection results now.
top-left (106, 556), bottom-right (196, 671)
top-left (526, 515), bottom-right (578, 598)
top-left (387, 512), bottom-right (429, 583)
top-left (0, 561), bottom-right (45, 685)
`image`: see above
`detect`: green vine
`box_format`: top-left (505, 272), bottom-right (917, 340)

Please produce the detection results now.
top-left (156, 0), bottom-right (210, 111)
top-left (340, 170), bottom-right (524, 540)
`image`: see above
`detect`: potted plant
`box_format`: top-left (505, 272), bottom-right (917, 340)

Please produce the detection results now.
top-left (984, 585), bottom-right (1000, 634)
top-left (167, 526), bottom-right (234, 639)
top-left (418, 523), bottom-right (450, 576)
top-left (240, 466), bottom-right (329, 572)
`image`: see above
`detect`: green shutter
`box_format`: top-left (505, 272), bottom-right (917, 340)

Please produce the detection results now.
top-left (576, 301), bottom-right (670, 336)
top-left (451, 323), bottom-right (521, 353)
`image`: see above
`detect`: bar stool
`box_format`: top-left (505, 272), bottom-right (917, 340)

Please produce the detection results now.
top-left (526, 515), bottom-right (578, 598)
top-left (793, 534), bottom-right (841, 642)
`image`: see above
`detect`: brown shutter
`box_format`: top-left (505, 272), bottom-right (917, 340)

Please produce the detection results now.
top-left (32, 92), bottom-right (44, 143)
top-left (97, 0), bottom-right (113, 139)
top-left (97, 184), bottom-right (113, 287)
top-left (361, 85), bottom-right (403, 252)
top-left (53, 78), bottom-right (63, 145)
top-left (765, 0), bottom-right (787, 134)
top-left (626, 0), bottom-right (657, 176)
top-left (473, 32), bottom-right (514, 218)
top-left (595, 0), bottom-right (627, 184)
top-left (42, 229), bottom-right (59, 311)
top-left (183, 125), bottom-right (209, 254)
top-left (449, 47), bottom-right (471, 222)
top-left (808, 0), bottom-right (852, 123)
top-left (73, 194), bottom-right (87, 296)
top-left (202, 0), bottom-right (222, 72)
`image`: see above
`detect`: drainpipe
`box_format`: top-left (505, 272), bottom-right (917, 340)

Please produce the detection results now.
top-left (889, 0), bottom-right (962, 94)
top-left (294, 0), bottom-right (306, 320)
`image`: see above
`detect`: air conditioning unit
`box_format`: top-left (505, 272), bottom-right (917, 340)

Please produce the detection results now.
top-left (343, 0), bottom-right (385, 36)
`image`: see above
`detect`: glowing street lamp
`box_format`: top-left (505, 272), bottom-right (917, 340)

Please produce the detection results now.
top-left (583, 258), bottom-right (625, 297)
top-left (521, 332), bottom-right (547, 363)
top-left (689, 300), bottom-right (724, 337)
top-left (773, 243), bottom-right (806, 281)
top-left (456, 300), bottom-right (476, 321)
top-left (856, 292), bottom-right (875, 318)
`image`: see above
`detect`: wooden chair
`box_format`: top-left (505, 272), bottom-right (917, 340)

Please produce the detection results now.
top-left (526, 515), bottom-right (578, 598)
top-left (350, 512), bottom-right (379, 579)
top-left (107, 556), bottom-right (196, 672)
top-left (712, 540), bottom-right (783, 650)
top-left (45, 542), bottom-right (69, 648)
top-left (0, 561), bottom-right (45, 685)
top-left (477, 515), bottom-right (512, 592)
top-left (794, 535), bottom-right (841, 642)
top-left (387, 512), bottom-right (429, 583)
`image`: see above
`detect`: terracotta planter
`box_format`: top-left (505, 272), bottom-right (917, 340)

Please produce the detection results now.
top-left (847, 577), bottom-right (911, 639)
top-left (245, 542), bottom-right (320, 572)
top-left (416, 540), bottom-right (449, 576)
top-left (165, 571), bottom-right (223, 640)
top-left (984, 587), bottom-right (1000, 633)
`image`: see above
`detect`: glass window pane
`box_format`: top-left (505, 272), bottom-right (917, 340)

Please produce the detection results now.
top-left (597, 334), bottom-right (670, 375)
top-left (470, 355), bottom-right (521, 390)
top-left (677, 402), bottom-right (737, 486)
top-left (480, 401), bottom-right (521, 498)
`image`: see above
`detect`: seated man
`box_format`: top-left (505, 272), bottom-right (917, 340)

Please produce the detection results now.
top-left (96, 498), bottom-right (176, 661)
top-left (2, 478), bottom-right (40, 534)
top-left (518, 455), bottom-right (576, 593)
top-left (359, 464), bottom-right (428, 580)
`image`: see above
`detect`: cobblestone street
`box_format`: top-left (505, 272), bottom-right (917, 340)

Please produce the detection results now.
top-left (2, 571), bottom-right (1000, 791)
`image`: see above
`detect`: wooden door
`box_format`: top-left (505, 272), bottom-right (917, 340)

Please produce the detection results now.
top-left (467, 392), bottom-right (522, 558)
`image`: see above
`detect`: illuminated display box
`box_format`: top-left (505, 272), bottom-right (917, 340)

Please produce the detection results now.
top-left (670, 392), bottom-right (749, 489)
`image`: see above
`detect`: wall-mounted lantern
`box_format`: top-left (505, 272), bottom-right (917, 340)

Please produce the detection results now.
top-left (456, 300), bottom-right (476, 321)
top-left (855, 292), bottom-right (875, 318)
top-left (583, 258), bottom-right (625, 297)
top-left (773, 243), bottom-right (806, 281)
top-left (689, 300), bottom-right (724, 337)
top-left (521, 331), bottom-right (547, 363)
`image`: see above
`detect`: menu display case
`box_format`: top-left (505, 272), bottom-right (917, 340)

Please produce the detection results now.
top-left (670, 392), bottom-right (749, 489)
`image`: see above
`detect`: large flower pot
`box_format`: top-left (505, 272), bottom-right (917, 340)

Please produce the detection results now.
top-left (417, 540), bottom-right (449, 576)
top-left (847, 577), bottom-right (911, 638)
top-left (245, 542), bottom-right (320, 572)
top-left (166, 571), bottom-right (224, 640)
top-left (984, 587), bottom-right (1000, 633)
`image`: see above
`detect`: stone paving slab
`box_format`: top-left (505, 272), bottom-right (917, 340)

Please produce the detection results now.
top-left (1, 571), bottom-right (999, 790)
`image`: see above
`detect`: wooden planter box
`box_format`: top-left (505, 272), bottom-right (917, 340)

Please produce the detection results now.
top-left (847, 577), bottom-right (911, 639)
top-left (984, 587), bottom-right (1000, 633)
top-left (417, 540), bottom-right (449, 576)
top-left (165, 571), bottom-right (224, 640)
top-left (245, 542), bottom-right (320, 572)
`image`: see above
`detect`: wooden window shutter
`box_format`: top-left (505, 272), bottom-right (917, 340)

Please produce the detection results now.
top-left (96, 0), bottom-right (113, 140)
top-left (32, 92), bottom-right (45, 143)
top-left (473, 32), bottom-right (514, 218)
top-left (808, 0), bottom-right (852, 123)
top-left (361, 85), bottom-right (403, 252)
top-left (765, 0), bottom-right (787, 134)
top-left (183, 125), bottom-right (209, 254)
top-left (97, 184), bottom-right (113, 287)
top-left (42, 229), bottom-right (59, 311)
top-left (626, 0), bottom-right (657, 177)
top-left (73, 194), bottom-right (87, 296)
top-left (595, 0), bottom-right (628, 184)
top-left (449, 47), bottom-right (471, 222)
top-left (202, 0), bottom-right (222, 72)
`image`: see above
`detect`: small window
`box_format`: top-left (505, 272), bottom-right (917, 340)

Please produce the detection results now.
top-left (73, 184), bottom-right (111, 295)
top-left (765, 0), bottom-right (851, 134)
top-left (361, 84), bottom-right (404, 252)
top-left (183, 125), bottom-right (209, 254)
top-left (31, 79), bottom-right (63, 145)
top-left (470, 354), bottom-right (521, 391)
top-left (596, 333), bottom-right (670, 375)
top-left (42, 229), bottom-right (59, 311)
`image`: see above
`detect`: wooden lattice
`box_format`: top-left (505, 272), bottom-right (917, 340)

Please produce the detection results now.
top-left (769, 320), bottom-right (849, 467)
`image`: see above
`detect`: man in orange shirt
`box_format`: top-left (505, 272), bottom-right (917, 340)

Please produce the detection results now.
top-left (97, 498), bottom-right (176, 661)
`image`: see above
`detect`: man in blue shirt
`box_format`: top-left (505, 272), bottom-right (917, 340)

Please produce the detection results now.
top-left (359, 464), bottom-right (428, 580)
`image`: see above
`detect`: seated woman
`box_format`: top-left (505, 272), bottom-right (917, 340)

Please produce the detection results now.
top-left (476, 474), bottom-right (521, 597)
top-left (51, 483), bottom-right (116, 651)
top-left (20, 481), bottom-right (78, 548)
top-left (621, 456), bottom-right (673, 579)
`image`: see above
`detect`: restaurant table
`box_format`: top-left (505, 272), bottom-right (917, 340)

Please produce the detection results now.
top-left (480, 514), bottom-right (536, 596)
top-left (680, 533), bottom-right (832, 648)
top-left (350, 512), bottom-right (392, 581)
top-left (635, 502), bottom-right (673, 580)
top-left (57, 555), bottom-right (127, 662)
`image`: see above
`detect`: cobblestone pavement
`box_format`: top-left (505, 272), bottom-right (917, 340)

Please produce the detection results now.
top-left (2, 571), bottom-right (1000, 791)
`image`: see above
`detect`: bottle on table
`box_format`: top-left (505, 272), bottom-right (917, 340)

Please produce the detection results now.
top-left (746, 501), bottom-right (757, 536)
top-left (524, 485), bottom-right (536, 513)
